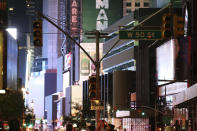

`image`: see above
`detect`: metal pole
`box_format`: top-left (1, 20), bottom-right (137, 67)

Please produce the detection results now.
top-left (96, 30), bottom-right (100, 99)
top-left (37, 12), bottom-right (95, 65)
top-left (155, 102), bottom-right (157, 131)
top-left (132, 2), bottom-right (171, 30)
top-left (95, 30), bottom-right (101, 131)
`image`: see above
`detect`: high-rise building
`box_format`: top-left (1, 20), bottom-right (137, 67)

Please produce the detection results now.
top-left (42, 0), bottom-right (59, 128)
top-left (123, 0), bottom-right (152, 15)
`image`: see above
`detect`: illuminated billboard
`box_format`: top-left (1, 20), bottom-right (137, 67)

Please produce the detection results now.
top-left (156, 40), bottom-right (176, 85)
top-left (82, 0), bottom-right (123, 42)
top-left (63, 52), bottom-right (71, 71)
top-left (156, 38), bottom-right (189, 85)
top-left (71, 85), bottom-right (82, 115)
top-left (80, 43), bottom-right (103, 84)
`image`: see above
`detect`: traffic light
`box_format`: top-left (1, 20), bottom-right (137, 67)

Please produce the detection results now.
top-left (173, 15), bottom-right (184, 37)
top-left (33, 20), bottom-right (42, 47)
top-left (162, 14), bottom-right (172, 39)
top-left (88, 75), bottom-right (96, 100)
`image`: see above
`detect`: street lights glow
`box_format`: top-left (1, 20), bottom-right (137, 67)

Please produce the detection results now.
top-left (107, 104), bottom-right (111, 123)
top-left (0, 90), bottom-right (6, 94)
top-left (21, 87), bottom-right (26, 93)
top-left (6, 28), bottom-right (17, 40)
top-left (107, 104), bottom-right (110, 112)
top-left (141, 112), bottom-right (145, 116)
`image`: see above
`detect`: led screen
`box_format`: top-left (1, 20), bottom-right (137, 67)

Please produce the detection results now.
top-left (156, 39), bottom-right (176, 85)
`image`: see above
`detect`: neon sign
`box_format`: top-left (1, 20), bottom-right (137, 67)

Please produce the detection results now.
top-left (71, 0), bottom-right (79, 36)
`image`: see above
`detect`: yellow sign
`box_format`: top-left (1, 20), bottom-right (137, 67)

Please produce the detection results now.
top-left (90, 100), bottom-right (104, 110)
top-left (91, 106), bottom-right (104, 110)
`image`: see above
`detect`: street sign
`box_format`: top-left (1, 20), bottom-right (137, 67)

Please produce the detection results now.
top-left (91, 106), bottom-right (104, 110)
top-left (119, 30), bottom-right (162, 40)
top-left (90, 100), bottom-right (104, 110)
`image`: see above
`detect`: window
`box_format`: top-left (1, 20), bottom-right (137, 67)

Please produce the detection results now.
top-left (126, 2), bottom-right (131, 7)
top-left (135, 2), bottom-right (140, 7)
top-left (126, 9), bottom-right (131, 13)
top-left (144, 2), bottom-right (149, 7)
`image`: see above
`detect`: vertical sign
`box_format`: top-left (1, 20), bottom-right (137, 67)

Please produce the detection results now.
top-left (82, 0), bottom-right (123, 42)
top-left (96, 0), bottom-right (109, 31)
top-left (71, 0), bottom-right (80, 37)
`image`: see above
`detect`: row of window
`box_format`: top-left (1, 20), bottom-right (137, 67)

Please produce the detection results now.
top-left (105, 41), bottom-right (134, 59)
top-left (105, 60), bottom-right (135, 73)
top-left (126, 2), bottom-right (149, 7)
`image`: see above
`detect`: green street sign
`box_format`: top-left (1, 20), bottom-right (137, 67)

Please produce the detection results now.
top-left (119, 30), bottom-right (162, 40)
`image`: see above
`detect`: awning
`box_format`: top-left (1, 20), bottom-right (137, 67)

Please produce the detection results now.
top-left (173, 83), bottom-right (197, 108)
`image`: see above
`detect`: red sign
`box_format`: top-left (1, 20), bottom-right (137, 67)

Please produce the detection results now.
top-left (71, 0), bottom-right (79, 37)
top-left (0, 2), bottom-right (6, 10)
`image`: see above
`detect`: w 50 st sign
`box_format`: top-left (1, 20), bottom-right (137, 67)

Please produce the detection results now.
top-left (119, 30), bottom-right (162, 40)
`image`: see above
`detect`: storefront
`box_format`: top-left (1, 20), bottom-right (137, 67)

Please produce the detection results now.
top-left (173, 83), bottom-right (197, 131)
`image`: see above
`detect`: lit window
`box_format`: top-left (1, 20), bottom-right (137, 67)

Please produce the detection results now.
top-left (126, 2), bottom-right (131, 7)
top-left (135, 2), bottom-right (140, 7)
top-left (144, 2), bottom-right (149, 7)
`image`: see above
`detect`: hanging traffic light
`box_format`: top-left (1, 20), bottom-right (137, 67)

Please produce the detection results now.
top-left (162, 14), bottom-right (172, 39)
top-left (88, 75), bottom-right (96, 100)
top-left (33, 20), bottom-right (42, 47)
top-left (173, 15), bottom-right (184, 37)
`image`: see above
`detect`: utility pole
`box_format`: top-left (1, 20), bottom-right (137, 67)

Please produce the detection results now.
top-left (85, 31), bottom-right (108, 130)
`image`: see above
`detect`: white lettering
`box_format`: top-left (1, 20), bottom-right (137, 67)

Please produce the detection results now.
top-left (96, 0), bottom-right (109, 9)
top-left (97, 9), bottom-right (108, 20)
top-left (96, 21), bottom-right (108, 30)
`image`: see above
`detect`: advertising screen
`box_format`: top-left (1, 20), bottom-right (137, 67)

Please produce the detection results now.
top-left (156, 39), bottom-right (176, 85)
top-left (156, 38), bottom-right (189, 85)
top-left (63, 52), bottom-right (71, 71)
top-left (80, 43), bottom-right (103, 84)
top-left (7, 33), bottom-right (18, 90)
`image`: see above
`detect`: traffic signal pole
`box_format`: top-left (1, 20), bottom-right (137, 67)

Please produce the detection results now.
top-left (86, 31), bottom-right (108, 130)
top-left (96, 31), bottom-right (101, 130)
top-left (37, 12), bottom-right (95, 65)
top-left (38, 12), bottom-right (110, 129)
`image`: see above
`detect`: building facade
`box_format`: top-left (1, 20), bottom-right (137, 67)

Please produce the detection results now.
top-left (123, 0), bottom-right (151, 15)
